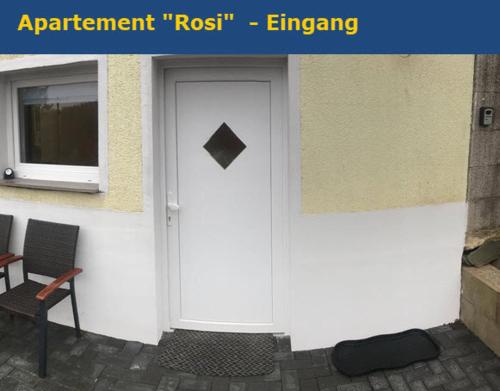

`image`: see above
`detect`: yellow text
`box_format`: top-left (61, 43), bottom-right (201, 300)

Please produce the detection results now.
top-left (267, 14), bottom-right (358, 36)
top-left (18, 14), bottom-right (156, 36)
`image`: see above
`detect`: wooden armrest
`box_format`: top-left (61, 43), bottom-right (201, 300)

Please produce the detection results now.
top-left (0, 255), bottom-right (23, 269)
top-left (0, 253), bottom-right (14, 262)
top-left (36, 268), bottom-right (83, 301)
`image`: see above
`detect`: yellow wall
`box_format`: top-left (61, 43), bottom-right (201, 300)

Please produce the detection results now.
top-left (300, 55), bottom-right (474, 213)
top-left (0, 55), bottom-right (24, 60)
top-left (0, 55), bottom-right (143, 212)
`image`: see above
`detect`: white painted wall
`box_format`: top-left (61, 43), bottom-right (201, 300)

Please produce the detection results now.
top-left (0, 197), bottom-right (468, 350)
top-left (0, 199), bottom-right (159, 345)
top-left (288, 202), bottom-right (467, 350)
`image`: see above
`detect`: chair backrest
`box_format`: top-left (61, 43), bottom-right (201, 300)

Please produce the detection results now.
top-left (0, 214), bottom-right (13, 255)
top-left (23, 219), bottom-right (79, 278)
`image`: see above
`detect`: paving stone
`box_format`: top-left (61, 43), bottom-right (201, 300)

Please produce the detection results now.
top-left (8, 368), bottom-right (40, 388)
top-left (388, 374), bottom-right (411, 391)
top-left (94, 344), bottom-right (121, 355)
top-left (317, 372), bottom-right (351, 390)
top-left (273, 352), bottom-right (294, 361)
top-left (0, 312), bottom-right (496, 391)
top-left (0, 375), bottom-right (35, 391)
top-left (404, 366), bottom-right (433, 383)
top-left (478, 358), bottom-right (500, 372)
top-left (413, 361), bottom-right (429, 369)
top-left (300, 378), bottom-right (319, 391)
top-left (7, 355), bottom-right (37, 373)
top-left (0, 351), bottom-right (12, 364)
top-left (433, 334), bottom-right (455, 349)
top-left (442, 360), bottom-right (466, 380)
top-left (140, 365), bottom-right (166, 386)
top-left (471, 342), bottom-right (496, 356)
top-left (424, 374), bottom-right (452, 388)
top-left (156, 375), bottom-right (179, 391)
top-left (310, 349), bottom-right (328, 366)
top-left (443, 378), bottom-right (472, 390)
top-left (447, 329), bottom-right (472, 341)
top-left (262, 366), bottom-right (281, 381)
top-left (428, 360), bottom-right (446, 375)
top-left (35, 379), bottom-right (77, 391)
top-left (47, 368), bottom-right (96, 391)
top-left (122, 341), bottom-right (144, 357)
top-left (349, 375), bottom-right (369, 384)
top-left (247, 381), bottom-right (280, 391)
top-left (69, 340), bottom-right (90, 356)
top-left (294, 351), bottom-right (311, 360)
top-left (276, 336), bottom-right (292, 353)
top-left (465, 366), bottom-right (488, 387)
top-left (228, 382), bottom-right (246, 391)
top-left (429, 325), bottom-right (454, 335)
top-left (100, 364), bottom-right (145, 383)
top-left (112, 380), bottom-right (156, 391)
top-left (441, 345), bottom-right (475, 361)
top-left (211, 378), bottom-right (229, 391)
top-left (90, 362), bottom-right (107, 379)
top-left (282, 369), bottom-right (300, 391)
top-left (298, 366), bottom-right (331, 379)
top-left (93, 377), bottom-right (117, 391)
top-left (337, 382), bottom-right (371, 391)
top-left (472, 386), bottom-right (493, 391)
top-left (179, 378), bottom-right (210, 390)
top-left (457, 353), bottom-right (483, 368)
top-left (368, 373), bottom-right (390, 390)
top-left (409, 380), bottom-right (428, 391)
top-left (484, 372), bottom-right (500, 389)
top-left (0, 363), bottom-right (14, 379)
top-left (130, 353), bottom-right (155, 371)
top-left (280, 359), bottom-right (315, 370)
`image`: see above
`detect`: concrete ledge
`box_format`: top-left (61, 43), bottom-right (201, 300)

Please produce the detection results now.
top-left (461, 265), bottom-right (500, 355)
top-left (0, 179), bottom-right (99, 194)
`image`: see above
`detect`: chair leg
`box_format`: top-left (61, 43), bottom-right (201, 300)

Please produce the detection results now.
top-left (4, 266), bottom-right (10, 291)
top-left (4, 267), bottom-right (13, 321)
top-left (70, 280), bottom-right (81, 338)
top-left (37, 301), bottom-right (48, 378)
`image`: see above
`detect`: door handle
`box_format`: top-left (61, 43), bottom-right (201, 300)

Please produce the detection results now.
top-left (168, 202), bottom-right (180, 211)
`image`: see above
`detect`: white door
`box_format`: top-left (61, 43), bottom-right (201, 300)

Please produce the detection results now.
top-left (165, 67), bottom-right (286, 333)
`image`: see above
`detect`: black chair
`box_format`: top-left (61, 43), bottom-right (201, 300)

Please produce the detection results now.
top-left (0, 214), bottom-right (14, 290)
top-left (0, 219), bottom-right (83, 378)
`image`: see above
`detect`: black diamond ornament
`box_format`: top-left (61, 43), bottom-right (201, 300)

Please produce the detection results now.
top-left (203, 122), bottom-right (247, 169)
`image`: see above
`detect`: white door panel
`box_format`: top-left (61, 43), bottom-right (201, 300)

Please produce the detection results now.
top-left (165, 67), bottom-right (285, 332)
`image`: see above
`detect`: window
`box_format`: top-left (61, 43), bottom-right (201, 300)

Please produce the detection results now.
top-left (18, 83), bottom-right (98, 167)
top-left (10, 74), bottom-right (100, 183)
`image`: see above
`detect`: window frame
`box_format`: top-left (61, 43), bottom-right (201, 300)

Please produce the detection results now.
top-left (9, 73), bottom-right (100, 184)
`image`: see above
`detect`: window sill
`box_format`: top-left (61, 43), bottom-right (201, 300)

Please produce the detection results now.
top-left (0, 178), bottom-right (100, 194)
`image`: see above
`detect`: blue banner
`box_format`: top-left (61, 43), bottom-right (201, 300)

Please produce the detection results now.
top-left (1, 0), bottom-right (498, 53)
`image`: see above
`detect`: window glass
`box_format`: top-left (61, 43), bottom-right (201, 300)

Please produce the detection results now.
top-left (18, 82), bottom-right (98, 167)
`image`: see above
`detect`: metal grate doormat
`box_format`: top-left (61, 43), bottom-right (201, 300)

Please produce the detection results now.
top-left (157, 329), bottom-right (276, 377)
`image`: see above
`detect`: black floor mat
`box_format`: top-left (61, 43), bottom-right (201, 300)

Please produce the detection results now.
top-left (157, 329), bottom-right (276, 377)
top-left (332, 329), bottom-right (440, 376)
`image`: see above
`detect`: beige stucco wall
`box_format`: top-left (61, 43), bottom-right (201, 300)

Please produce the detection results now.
top-left (301, 55), bottom-right (474, 214)
top-left (0, 55), bottom-right (143, 212)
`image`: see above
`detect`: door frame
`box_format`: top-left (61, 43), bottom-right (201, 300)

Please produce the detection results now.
top-left (152, 57), bottom-right (292, 335)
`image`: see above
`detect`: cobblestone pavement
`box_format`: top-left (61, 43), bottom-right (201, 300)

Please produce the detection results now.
top-left (0, 313), bottom-right (498, 390)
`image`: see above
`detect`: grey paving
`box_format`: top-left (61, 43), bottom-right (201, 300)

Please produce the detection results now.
top-left (0, 313), bottom-right (497, 390)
